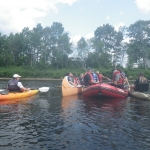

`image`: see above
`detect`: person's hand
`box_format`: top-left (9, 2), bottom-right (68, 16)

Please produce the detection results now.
top-left (77, 85), bottom-right (82, 87)
top-left (114, 81), bottom-right (117, 85)
top-left (27, 88), bottom-right (30, 91)
top-left (107, 78), bottom-right (110, 81)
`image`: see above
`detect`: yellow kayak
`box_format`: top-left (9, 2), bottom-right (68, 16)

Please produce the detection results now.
top-left (0, 90), bottom-right (39, 100)
top-left (62, 76), bottom-right (83, 97)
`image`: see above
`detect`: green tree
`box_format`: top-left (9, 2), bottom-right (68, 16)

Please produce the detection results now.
top-left (75, 37), bottom-right (89, 70)
top-left (30, 23), bottom-right (43, 67)
top-left (127, 20), bottom-right (150, 69)
top-left (50, 22), bottom-right (64, 69)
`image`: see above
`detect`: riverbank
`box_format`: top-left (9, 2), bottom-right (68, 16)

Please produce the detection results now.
top-left (0, 66), bottom-right (149, 80)
top-left (0, 78), bottom-right (137, 83)
top-left (0, 78), bottom-right (63, 81)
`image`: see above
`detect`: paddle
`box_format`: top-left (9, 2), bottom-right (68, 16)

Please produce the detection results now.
top-left (55, 86), bottom-right (62, 88)
top-left (38, 87), bottom-right (49, 92)
top-left (0, 89), bottom-right (9, 95)
top-left (30, 87), bottom-right (50, 92)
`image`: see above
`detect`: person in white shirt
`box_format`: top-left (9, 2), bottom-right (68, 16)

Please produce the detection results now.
top-left (8, 74), bottom-right (30, 92)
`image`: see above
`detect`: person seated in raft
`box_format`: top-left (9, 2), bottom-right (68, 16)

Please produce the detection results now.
top-left (112, 70), bottom-right (126, 89)
top-left (66, 72), bottom-right (79, 87)
top-left (7, 74), bottom-right (30, 92)
top-left (118, 69), bottom-right (130, 90)
top-left (84, 67), bottom-right (99, 86)
top-left (96, 71), bottom-right (110, 83)
top-left (91, 69), bottom-right (99, 82)
top-left (118, 69), bottom-right (126, 78)
top-left (130, 72), bottom-right (149, 91)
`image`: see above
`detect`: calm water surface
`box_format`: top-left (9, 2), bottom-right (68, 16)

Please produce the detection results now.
top-left (0, 80), bottom-right (150, 150)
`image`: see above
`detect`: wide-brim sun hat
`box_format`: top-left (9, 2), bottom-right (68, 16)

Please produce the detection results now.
top-left (13, 74), bottom-right (21, 78)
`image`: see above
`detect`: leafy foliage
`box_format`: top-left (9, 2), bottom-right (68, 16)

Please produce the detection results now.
top-left (0, 20), bottom-right (150, 76)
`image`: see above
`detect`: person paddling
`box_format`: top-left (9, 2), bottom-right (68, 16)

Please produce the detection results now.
top-left (8, 74), bottom-right (30, 92)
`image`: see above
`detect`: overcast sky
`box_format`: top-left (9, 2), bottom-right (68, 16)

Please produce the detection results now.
top-left (0, 0), bottom-right (150, 42)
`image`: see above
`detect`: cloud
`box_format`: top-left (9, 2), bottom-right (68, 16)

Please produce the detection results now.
top-left (70, 32), bottom-right (94, 44)
top-left (114, 22), bottom-right (124, 31)
top-left (0, 0), bottom-right (78, 35)
top-left (123, 37), bottom-right (130, 43)
top-left (120, 11), bottom-right (123, 15)
top-left (86, 32), bottom-right (94, 39)
top-left (106, 15), bottom-right (110, 20)
top-left (135, 0), bottom-right (150, 13)
top-left (70, 35), bottom-right (81, 43)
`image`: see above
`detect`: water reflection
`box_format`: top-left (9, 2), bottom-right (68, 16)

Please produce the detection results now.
top-left (61, 95), bottom-right (130, 115)
top-left (61, 95), bottom-right (80, 110)
top-left (0, 94), bottom-right (39, 105)
top-left (60, 95), bottom-right (135, 150)
top-left (127, 96), bottom-right (150, 117)
top-left (1, 80), bottom-right (150, 150)
top-left (82, 96), bottom-right (130, 113)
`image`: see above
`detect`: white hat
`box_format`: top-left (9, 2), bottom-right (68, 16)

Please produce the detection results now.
top-left (13, 74), bottom-right (21, 78)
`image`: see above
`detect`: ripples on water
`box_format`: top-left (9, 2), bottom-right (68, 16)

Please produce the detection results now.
top-left (0, 80), bottom-right (150, 150)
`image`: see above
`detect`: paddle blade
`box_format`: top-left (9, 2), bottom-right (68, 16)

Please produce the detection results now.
top-left (38, 87), bottom-right (49, 92)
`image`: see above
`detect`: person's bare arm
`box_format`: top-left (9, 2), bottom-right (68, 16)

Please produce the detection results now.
top-left (18, 82), bottom-right (30, 92)
top-left (20, 87), bottom-right (30, 92)
top-left (69, 81), bottom-right (77, 87)
top-left (102, 75), bottom-right (110, 81)
top-left (89, 80), bottom-right (99, 84)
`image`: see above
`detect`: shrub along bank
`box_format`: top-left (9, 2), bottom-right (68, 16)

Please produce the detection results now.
top-left (0, 66), bottom-right (149, 80)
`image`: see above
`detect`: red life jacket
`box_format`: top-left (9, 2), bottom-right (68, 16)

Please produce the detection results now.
top-left (97, 73), bottom-right (103, 82)
top-left (113, 71), bottom-right (124, 84)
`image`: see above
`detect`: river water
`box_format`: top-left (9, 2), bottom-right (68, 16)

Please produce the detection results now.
top-left (0, 80), bottom-right (150, 150)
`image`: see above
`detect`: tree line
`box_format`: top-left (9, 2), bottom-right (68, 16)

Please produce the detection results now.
top-left (0, 20), bottom-right (150, 70)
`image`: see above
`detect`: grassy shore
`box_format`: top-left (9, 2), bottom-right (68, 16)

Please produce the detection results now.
top-left (0, 66), bottom-right (150, 80)
top-left (0, 78), bottom-right (62, 81)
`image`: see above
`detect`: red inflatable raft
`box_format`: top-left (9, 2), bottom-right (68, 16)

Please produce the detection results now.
top-left (82, 83), bottom-right (128, 98)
